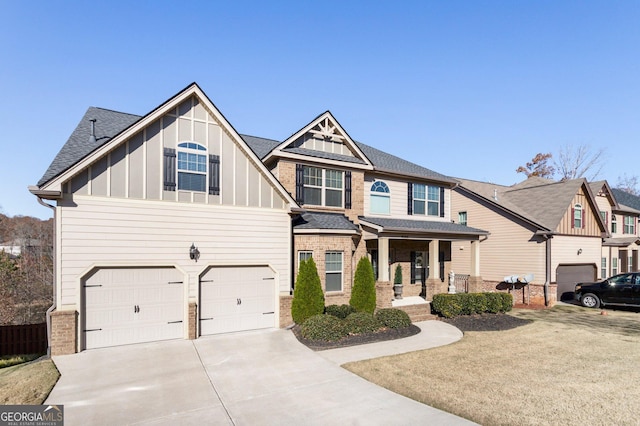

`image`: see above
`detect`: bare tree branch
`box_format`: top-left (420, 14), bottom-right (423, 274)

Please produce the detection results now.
top-left (554, 144), bottom-right (606, 181)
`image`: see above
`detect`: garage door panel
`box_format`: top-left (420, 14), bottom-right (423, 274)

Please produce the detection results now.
top-left (200, 266), bottom-right (276, 336)
top-left (84, 267), bottom-right (184, 350)
top-left (557, 264), bottom-right (596, 301)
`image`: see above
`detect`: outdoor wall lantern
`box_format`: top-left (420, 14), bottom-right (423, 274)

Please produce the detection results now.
top-left (577, 248), bottom-right (583, 255)
top-left (190, 243), bottom-right (200, 262)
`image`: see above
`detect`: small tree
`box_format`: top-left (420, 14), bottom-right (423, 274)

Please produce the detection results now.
top-left (350, 257), bottom-right (376, 313)
top-left (291, 258), bottom-right (324, 324)
top-left (516, 153), bottom-right (555, 178)
top-left (394, 264), bottom-right (403, 285)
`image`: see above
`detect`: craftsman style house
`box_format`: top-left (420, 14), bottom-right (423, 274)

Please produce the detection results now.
top-left (31, 83), bottom-right (487, 354)
top-left (451, 177), bottom-right (610, 304)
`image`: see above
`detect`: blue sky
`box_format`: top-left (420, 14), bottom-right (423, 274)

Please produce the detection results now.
top-left (2, 1), bottom-right (639, 219)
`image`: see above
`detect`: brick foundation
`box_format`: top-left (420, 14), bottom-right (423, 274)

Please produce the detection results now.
top-left (188, 302), bottom-right (197, 339)
top-left (394, 304), bottom-right (437, 322)
top-left (50, 309), bottom-right (78, 355)
top-left (469, 280), bottom-right (557, 307)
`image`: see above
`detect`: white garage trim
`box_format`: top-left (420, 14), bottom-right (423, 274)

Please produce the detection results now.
top-left (199, 265), bottom-right (278, 336)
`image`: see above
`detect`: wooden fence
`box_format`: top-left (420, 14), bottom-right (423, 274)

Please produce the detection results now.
top-left (0, 322), bottom-right (47, 356)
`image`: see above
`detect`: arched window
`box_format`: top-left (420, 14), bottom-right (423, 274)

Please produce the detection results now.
top-left (370, 181), bottom-right (390, 214)
top-left (573, 203), bottom-right (583, 229)
top-left (177, 142), bottom-right (207, 192)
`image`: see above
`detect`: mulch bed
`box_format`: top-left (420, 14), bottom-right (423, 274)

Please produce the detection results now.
top-left (292, 313), bottom-right (533, 350)
top-left (292, 324), bottom-right (421, 351)
top-left (441, 313), bottom-right (533, 332)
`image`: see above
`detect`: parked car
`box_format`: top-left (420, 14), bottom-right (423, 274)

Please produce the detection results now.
top-left (575, 273), bottom-right (640, 308)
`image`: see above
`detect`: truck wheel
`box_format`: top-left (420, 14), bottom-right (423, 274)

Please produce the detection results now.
top-left (581, 293), bottom-right (600, 308)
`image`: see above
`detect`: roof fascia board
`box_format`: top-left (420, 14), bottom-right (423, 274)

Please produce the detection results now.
top-left (264, 111), bottom-right (373, 167)
top-left (274, 151), bottom-right (372, 170)
top-left (293, 229), bottom-right (359, 235)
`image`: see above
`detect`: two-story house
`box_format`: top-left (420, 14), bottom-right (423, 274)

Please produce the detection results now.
top-left (243, 112), bottom-right (488, 314)
top-left (451, 177), bottom-right (609, 305)
top-left (599, 186), bottom-right (640, 275)
top-left (31, 83), bottom-right (487, 354)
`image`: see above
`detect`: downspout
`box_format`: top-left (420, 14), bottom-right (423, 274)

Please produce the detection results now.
top-left (36, 196), bottom-right (56, 356)
top-left (545, 236), bottom-right (552, 307)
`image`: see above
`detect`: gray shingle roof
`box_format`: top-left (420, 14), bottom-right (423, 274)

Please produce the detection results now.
top-left (611, 188), bottom-right (640, 212)
top-left (38, 107), bottom-right (141, 186)
top-left (354, 141), bottom-right (457, 184)
top-left (293, 212), bottom-right (359, 232)
top-left (40, 105), bottom-right (456, 189)
top-left (240, 134), bottom-right (280, 159)
top-left (457, 177), bottom-right (592, 231)
top-left (359, 216), bottom-right (488, 235)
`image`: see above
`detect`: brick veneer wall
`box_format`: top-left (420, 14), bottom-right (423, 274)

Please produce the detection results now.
top-left (188, 302), bottom-right (197, 339)
top-left (279, 294), bottom-right (293, 327)
top-left (465, 280), bottom-right (557, 307)
top-left (50, 310), bottom-right (77, 355)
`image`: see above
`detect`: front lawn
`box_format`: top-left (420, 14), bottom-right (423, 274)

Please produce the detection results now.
top-left (0, 358), bottom-right (60, 404)
top-left (344, 305), bottom-right (640, 426)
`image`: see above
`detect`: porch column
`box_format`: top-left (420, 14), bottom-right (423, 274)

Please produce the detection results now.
top-left (379, 237), bottom-right (390, 282)
top-left (428, 239), bottom-right (440, 281)
top-left (470, 239), bottom-right (480, 277)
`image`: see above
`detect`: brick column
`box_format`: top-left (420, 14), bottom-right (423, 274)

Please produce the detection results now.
top-left (50, 310), bottom-right (78, 355)
top-left (279, 295), bottom-right (293, 327)
top-left (188, 302), bottom-right (197, 339)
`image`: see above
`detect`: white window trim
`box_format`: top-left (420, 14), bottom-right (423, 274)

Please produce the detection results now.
top-left (370, 181), bottom-right (390, 215)
top-left (574, 204), bottom-right (583, 228)
top-left (413, 183), bottom-right (440, 217)
top-left (177, 142), bottom-right (207, 192)
top-left (298, 251), bottom-right (313, 266)
top-left (304, 166), bottom-right (344, 208)
top-left (325, 251), bottom-right (343, 292)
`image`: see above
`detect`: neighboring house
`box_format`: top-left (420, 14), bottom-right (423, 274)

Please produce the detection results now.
top-left (31, 84), bottom-right (298, 354)
top-left (31, 83), bottom-right (488, 354)
top-left (0, 243), bottom-right (21, 258)
top-left (605, 187), bottom-right (640, 275)
top-left (451, 177), bottom-right (609, 304)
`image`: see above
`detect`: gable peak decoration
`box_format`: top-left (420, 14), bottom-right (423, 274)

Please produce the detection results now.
top-left (309, 117), bottom-right (346, 143)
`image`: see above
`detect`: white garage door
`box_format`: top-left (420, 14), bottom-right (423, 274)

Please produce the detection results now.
top-left (83, 267), bottom-right (184, 350)
top-left (200, 266), bottom-right (276, 335)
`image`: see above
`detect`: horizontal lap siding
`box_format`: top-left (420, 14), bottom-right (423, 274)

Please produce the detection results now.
top-left (58, 196), bottom-right (290, 307)
top-left (451, 189), bottom-right (546, 282)
top-left (550, 236), bottom-right (601, 282)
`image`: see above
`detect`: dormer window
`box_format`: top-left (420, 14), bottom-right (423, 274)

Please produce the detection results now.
top-left (370, 181), bottom-right (390, 215)
top-left (177, 142), bottom-right (207, 192)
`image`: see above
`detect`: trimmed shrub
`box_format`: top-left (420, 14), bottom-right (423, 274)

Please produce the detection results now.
top-left (291, 258), bottom-right (325, 324)
top-left (432, 292), bottom-right (513, 318)
top-left (344, 312), bottom-right (383, 335)
top-left (375, 308), bottom-right (412, 329)
top-left (325, 304), bottom-right (356, 319)
top-left (350, 257), bottom-right (376, 313)
top-left (300, 314), bottom-right (347, 341)
top-left (393, 264), bottom-right (403, 284)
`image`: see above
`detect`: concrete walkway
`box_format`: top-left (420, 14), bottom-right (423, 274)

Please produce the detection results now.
top-left (46, 321), bottom-right (475, 425)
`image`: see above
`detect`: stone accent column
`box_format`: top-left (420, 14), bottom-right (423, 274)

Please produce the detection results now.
top-left (50, 310), bottom-right (78, 355)
top-left (188, 302), bottom-right (197, 339)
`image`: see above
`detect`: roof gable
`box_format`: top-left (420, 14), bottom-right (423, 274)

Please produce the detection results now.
top-left (264, 111), bottom-right (373, 169)
top-left (458, 177), bottom-right (608, 233)
top-left (35, 83), bottom-right (297, 208)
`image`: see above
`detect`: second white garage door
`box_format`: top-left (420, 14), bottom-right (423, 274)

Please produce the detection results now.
top-left (199, 266), bottom-right (276, 335)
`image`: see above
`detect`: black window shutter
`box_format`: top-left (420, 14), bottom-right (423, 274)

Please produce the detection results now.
top-left (295, 164), bottom-right (304, 204)
top-left (410, 251), bottom-right (416, 283)
top-left (345, 171), bottom-right (352, 209)
top-left (208, 154), bottom-right (220, 195)
top-left (163, 148), bottom-right (176, 191)
top-left (440, 187), bottom-right (445, 218)
top-left (407, 182), bottom-right (413, 215)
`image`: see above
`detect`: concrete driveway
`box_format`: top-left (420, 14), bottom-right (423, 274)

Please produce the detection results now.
top-left (47, 324), bottom-right (475, 425)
